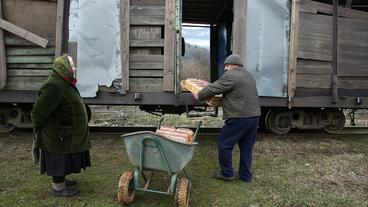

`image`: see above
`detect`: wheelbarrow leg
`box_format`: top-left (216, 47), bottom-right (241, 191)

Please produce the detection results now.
top-left (169, 174), bottom-right (178, 194)
top-left (182, 168), bottom-right (191, 180)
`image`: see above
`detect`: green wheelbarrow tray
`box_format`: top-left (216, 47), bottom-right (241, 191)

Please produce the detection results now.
top-left (122, 131), bottom-right (198, 173)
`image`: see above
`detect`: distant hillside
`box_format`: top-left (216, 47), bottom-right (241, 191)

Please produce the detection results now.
top-left (181, 43), bottom-right (210, 81)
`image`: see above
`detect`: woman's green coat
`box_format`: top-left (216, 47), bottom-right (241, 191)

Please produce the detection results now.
top-left (31, 56), bottom-right (90, 154)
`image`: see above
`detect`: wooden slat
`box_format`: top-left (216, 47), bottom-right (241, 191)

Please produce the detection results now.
top-left (6, 56), bottom-right (54, 64)
top-left (295, 88), bottom-right (331, 96)
top-left (130, 61), bottom-right (163, 69)
top-left (338, 16), bottom-right (368, 77)
top-left (6, 47), bottom-right (55, 56)
top-left (300, 0), bottom-right (317, 14)
top-left (287, 0), bottom-right (300, 108)
top-left (296, 59), bottom-right (332, 75)
top-left (131, 5), bottom-right (165, 17)
top-left (130, 39), bottom-right (164, 47)
top-left (5, 36), bottom-right (55, 46)
top-left (130, 48), bottom-right (162, 55)
top-left (297, 13), bottom-right (332, 61)
top-left (300, 0), bottom-right (368, 20)
top-left (338, 63), bottom-right (368, 77)
top-left (7, 69), bottom-right (50, 77)
top-left (7, 63), bottom-right (53, 69)
top-left (0, 19), bottom-right (48, 48)
top-left (299, 13), bottom-right (333, 37)
top-left (130, 70), bottom-right (163, 77)
top-left (339, 77), bottom-right (368, 90)
top-left (130, 54), bottom-right (164, 62)
top-left (296, 74), bottom-right (331, 89)
top-left (129, 77), bottom-right (163, 92)
top-left (130, 26), bottom-right (162, 40)
top-left (297, 37), bottom-right (332, 61)
top-left (232, 0), bottom-right (247, 60)
top-left (6, 76), bottom-right (47, 90)
top-left (0, 0), bottom-right (6, 89)
top-left (130, 15), bottom-right (165, 25)
top-left (55, 0), bottom-right (64, 57)
top-left (131, 0), bottom-right (165, 6)
top-left (163, 0), bottom-right (175, 91)
top-left (121, 0), bottom-right (130, 90)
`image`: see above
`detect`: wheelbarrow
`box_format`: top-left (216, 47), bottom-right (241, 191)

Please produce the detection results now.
top-left (117, 118), bottom-right (202, 206)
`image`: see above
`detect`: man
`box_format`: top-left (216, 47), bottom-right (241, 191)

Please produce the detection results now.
top-left (32, 54), bottom-right (91, 197)
top-left (193, 54), bottom-right (261, 182)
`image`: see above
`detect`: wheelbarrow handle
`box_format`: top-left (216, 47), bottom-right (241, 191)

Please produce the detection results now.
top-left (193, 121), bottom-right (202, 140)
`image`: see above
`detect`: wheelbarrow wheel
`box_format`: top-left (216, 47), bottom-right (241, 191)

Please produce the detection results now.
top-left (117, 171), bottom-right (136, 204)
top-left (174, 178), bottom-right (190, 207)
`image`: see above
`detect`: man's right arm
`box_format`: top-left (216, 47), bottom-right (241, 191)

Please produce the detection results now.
top-left (198, 72), bottom-right (234, 101)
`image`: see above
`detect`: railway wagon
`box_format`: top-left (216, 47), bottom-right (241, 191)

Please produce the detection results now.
top-left (0, 0), bottom-right (367, 134)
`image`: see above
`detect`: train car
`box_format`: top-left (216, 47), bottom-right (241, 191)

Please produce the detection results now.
top-left (0, 0), bottom-right (367, 134)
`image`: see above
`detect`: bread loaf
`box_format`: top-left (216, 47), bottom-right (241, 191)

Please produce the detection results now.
top-left (180, 78), bottom-right (221, 107)
top-left (155, 126), bottom-right (195, 143)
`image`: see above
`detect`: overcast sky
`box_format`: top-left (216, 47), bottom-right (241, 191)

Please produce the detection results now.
top-left (182, 27), bottom-right (210, 48)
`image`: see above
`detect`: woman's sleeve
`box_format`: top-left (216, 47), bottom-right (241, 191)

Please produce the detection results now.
top-left (31, 83), bottom-right (64, 128)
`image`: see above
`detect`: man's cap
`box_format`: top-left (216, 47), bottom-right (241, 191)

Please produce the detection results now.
top-left (224, 54), bottom-right (243, 66)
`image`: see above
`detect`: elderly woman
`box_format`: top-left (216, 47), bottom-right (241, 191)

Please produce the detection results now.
top-left (32, 54), bottom-right (91, 197)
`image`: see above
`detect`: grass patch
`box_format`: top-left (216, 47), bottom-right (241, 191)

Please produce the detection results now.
top-left (0, 132), bottom-right (367, 206)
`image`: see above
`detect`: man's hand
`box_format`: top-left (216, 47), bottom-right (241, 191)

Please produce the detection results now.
top-left (193, 93), bottom-right (198, 100)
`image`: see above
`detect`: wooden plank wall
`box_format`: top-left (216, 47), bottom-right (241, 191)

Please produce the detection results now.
top-left (295, 0), bottom-right (368, 96)
top-left (128, 0), bottom-right (166, 92)
top-left (2, 0), bottom-right (58, 91)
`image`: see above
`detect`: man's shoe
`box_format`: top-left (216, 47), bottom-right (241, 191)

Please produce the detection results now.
top-left (212, 171), bottom-right (235, 181)
top-left (53, 188), bottom-right (80, 197)
top-left (65, 179), bottom-right (77, 187)
top-left (239, 177), bottom-right (252, 183)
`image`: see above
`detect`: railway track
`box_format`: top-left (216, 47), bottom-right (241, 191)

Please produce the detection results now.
top-left (88, 126), bottom-right (368, 135)
top-left (13, 126), bottom-right (368, 135)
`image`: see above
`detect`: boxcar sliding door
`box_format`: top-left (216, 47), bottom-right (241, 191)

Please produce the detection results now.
top-left (120, 0), bottom-right (179, 93)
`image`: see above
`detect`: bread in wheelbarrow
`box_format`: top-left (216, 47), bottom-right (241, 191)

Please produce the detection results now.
top-left (180, 78), bottom-right (222, 107)
top-left (155, 126), bottom-right (194, 144)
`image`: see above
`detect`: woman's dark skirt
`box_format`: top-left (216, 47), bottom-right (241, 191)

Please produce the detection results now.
top-left (40, 150), bottom-right (91, 177)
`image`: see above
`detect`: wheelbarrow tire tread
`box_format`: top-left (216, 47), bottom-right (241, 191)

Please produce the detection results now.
top-left (117, 171), bottom-right (136, 204)
top-left (175, 178), bottom-right (190, 207)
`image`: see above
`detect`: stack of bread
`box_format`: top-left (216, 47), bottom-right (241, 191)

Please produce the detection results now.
top-left (155, 126), bottom-right (194, 144)
top-left (180, 78), bottom-right (221, 107)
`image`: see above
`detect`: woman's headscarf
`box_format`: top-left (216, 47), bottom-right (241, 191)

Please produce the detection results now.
top-left (52, 54), bottom-right (77, 86)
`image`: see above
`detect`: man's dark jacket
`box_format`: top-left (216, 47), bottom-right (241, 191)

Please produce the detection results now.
top-left (198, 66), bottom-right (261, 120)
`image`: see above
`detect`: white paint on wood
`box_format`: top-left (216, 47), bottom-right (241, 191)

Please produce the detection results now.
top-left (245, 0), bottom-right (290, 97)
top-left (69, 0), bottom-right (121, 97)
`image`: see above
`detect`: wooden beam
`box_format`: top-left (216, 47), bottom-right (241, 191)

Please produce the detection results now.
top-left (121, 0), bottom-right (130, 91)
top-left (163, 0), bottom-right (175, 91)
top-left (68, 42), bottom-right (77, 67)
top-left (0, 19), bottom-right (48, 48)
top-left (130, 39), bottom-right (164, 47)
top-left (232, 0), bottom-right (247, 62)
top-left (0, 0), bottom-right (6, 89)
top-left (288, 0), bottom-right (300, 108)
top-left (331, 0), bottom-right (338, 103)
top-left (345, 0), bottom-right (352, 8)
top-left (55, 0), bottom-right (64, 57)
